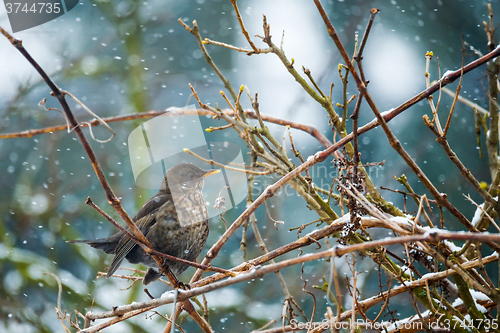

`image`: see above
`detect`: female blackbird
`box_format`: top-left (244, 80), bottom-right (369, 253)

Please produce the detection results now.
top-left (68, 163), bottom-right (219, 285)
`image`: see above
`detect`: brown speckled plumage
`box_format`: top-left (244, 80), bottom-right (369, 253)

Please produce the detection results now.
top-left (68, 163), bottom-right (218, 285)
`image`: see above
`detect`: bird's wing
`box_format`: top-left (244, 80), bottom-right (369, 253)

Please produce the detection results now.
top-left (106, 194), bottom-right (169, 277)
top-left (132, 193), bottom-right (169, 221)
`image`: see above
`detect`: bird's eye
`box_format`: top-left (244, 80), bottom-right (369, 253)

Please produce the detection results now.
top-left (188, 173), bottom-right (195, 179)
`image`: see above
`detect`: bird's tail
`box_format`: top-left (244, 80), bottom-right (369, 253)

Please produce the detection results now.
top-left (66, 238), bottom-right (116, 254)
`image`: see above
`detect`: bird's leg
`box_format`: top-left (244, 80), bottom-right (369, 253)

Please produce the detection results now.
top-left (159, 261), bottom-right (191, 290)
top-left (176, 281), bottom-right (191, 290)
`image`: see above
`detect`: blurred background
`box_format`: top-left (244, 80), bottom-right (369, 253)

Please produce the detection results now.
top-left (0, 0), bottom-right (498, 332)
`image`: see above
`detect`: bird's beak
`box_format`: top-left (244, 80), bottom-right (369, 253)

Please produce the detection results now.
top-left (202, 169), bottom-right (220, 178)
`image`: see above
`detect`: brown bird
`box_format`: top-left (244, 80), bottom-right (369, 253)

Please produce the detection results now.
top-left (68, 163), bottom-right (219, 285)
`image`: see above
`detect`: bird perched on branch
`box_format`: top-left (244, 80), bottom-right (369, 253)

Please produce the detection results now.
top-left (68, 163), bottom-right (219, 285)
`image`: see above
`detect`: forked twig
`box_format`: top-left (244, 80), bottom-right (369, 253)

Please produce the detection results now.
top-left (442, 38), bottom-right (465, 137)
top-left (183, 148), bottom-right (270, 175)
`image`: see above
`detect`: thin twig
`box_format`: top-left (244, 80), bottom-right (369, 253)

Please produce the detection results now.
top-left (229, 0), bottom-right (259, 53)
top-left (424, 116), bottom-right (498, 207)
top-left (183, 148), bottom-right (270, 175)
top-left (355, 8), bottom-right (380, 83)
top-left (442, 38), bottom-right (465, 137)
top-left (0, 108), bottom-right (333, 147)
top-left (463, 194), bottom-right (500, 232)
top-left (439, 85), bottom-right (489, 114)
top-left (424, 51), bottom-right (443, 134)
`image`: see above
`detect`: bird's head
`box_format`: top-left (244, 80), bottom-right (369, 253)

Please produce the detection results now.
top-left (160, 163), bottom-right (220, 191)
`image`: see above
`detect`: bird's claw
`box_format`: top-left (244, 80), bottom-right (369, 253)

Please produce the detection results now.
top-left (174, 281), bottom-right (191, 290)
